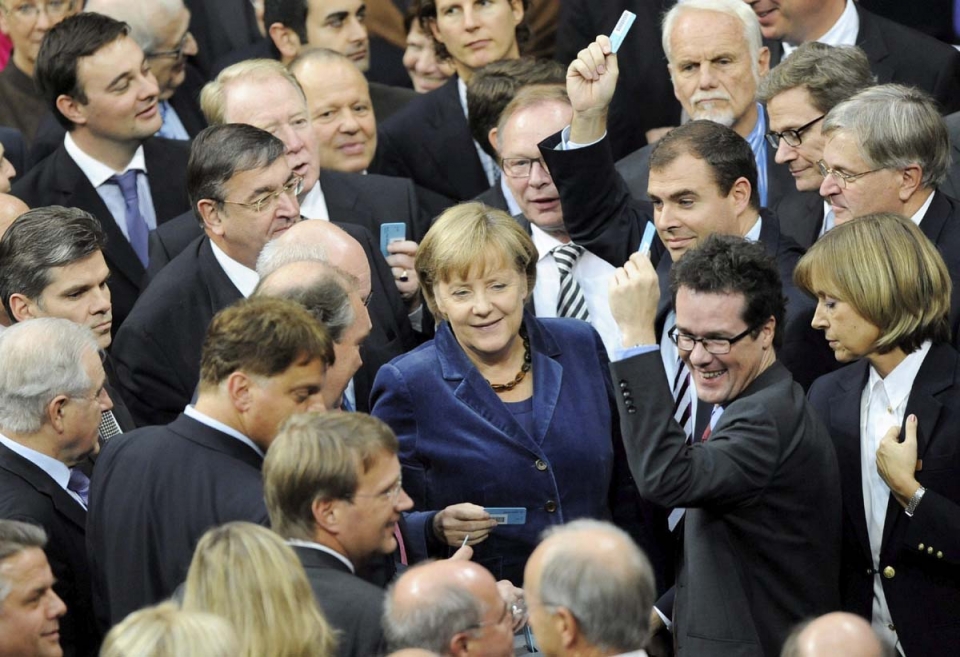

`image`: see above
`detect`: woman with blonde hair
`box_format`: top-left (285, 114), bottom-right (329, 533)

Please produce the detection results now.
top-left (99, 602), bottom-right (238, 657)
top-left (798, 212), bottom-right (960, 656)
top-left (371, 202), bottom-right (658, 586)
top-left (182, 522), bottom-right (336, 657)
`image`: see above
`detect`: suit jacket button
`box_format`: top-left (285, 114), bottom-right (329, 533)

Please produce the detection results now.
top-left (535, 459), bottom-right (548, 471)
top-left (623, 390), bottom-right (632, 399)
top-left (545, 500), bottom-right (557, 513)
top-left (883, 566), bottom-right (895, 579)
top-left (928, 547), bottom-right (934, 555)
top-left (619, 380), bottom-right (628, 388)
top-left (919, 543), bottom-right (925, 550)
top-left (627, 407), bottom-right (636, 414)
top-left (938, 551), bottom-right (944, 559)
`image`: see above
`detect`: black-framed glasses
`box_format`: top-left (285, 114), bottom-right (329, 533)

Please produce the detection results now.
top-left (1, 0), bottom-right (73, 21)
top-left (764, 114), bottom-right (825, 149)
top-left (501, 156), bottom-right (549, 179)
top-left (815, 160), bottom-right (884, 189)
top-left (146, 31), bottom-right (193, 61)
top-left (219, 175), bottom-right (304, 214)
top-left (668, 322), bottom-right (763, 355)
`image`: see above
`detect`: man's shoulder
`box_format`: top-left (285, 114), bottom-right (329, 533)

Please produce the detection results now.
top-left (380, 78), bottom-right (457, 135)
top-left (860, 6), bottom-right (960, 63)
top-left (12, 142), bottom-right (70, 191)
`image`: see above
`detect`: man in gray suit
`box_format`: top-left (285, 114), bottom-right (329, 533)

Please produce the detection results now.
top-left (607, 235), bottom-right (841, 656)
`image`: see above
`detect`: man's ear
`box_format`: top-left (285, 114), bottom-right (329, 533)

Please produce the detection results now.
top-left (268, 23), bottom-right (302, 63)
top-left (311, 497), bottom-right (342, 535)
top-left (757, 45), bottom-right (771, 77)
top-left (7, 293), bottom-right (39, 323)
top-left (554, 606), bottom-right (580, 649)
top-left (47, 395), bottom-right (70, 433)
top-left (897, 164), bottom-right (924, 202)
top-left (197, 199), bottom-right (225, 237)
top-left (55, 94), bottom-right (87, 128)
top-left (488, 127), bottom-right (500, 158)
top-left (447, 631), bottom-right (470, 657)
top-left (730, 176), bottom-right (752, 216)
top-left (226, 371), bottom-right (254, 412)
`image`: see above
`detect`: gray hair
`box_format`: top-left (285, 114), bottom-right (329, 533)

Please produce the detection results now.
top-left (537, 520), bottom-right (656, 652)
top-left (256, 239), bottom-right (328, 278)
top-left (662, 0), bottom-right (763, 74)
top-left (0, 520), bottom-right (47, 607)
top-left (382, 569), bottom-right (484, 654)
top-left (0, 206), bottom-right (106, 319)
top-left (822, 83), bottom-right (950, 189)
top-left (757, 42), bottom-right (874, 112)
top-left (84, 0), bottom-right (184, 52)
top-left (253, 262), bottom-right (356, 343)
top-left (0, 319), bottom-right (98, 433)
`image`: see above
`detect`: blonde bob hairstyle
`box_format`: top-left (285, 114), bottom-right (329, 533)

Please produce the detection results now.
top-left (415, 201), bottom-right (537, 319)
top-left (794, 212), bottom-right (951, 354)
top-left (182, 522), bottom-right (336, 657)
top-left (99, 602), bottom-right (238, 657)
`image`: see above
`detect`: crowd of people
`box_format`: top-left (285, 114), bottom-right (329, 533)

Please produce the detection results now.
top-left (0, 0), bottom-right (959, 656)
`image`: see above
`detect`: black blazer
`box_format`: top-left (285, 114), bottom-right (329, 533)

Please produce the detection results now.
top-left (11, 138), bottom-right (191, 332)
top-left (766, 6), bottom-right (960, 115)
top-left (613, 354), bottom-right (841, 656)
top-left (0, 125), bottom-right (25, 184)
top-left (808, 341), bottom-right (960, 656)
top-left (87, 414), bottom-right (269, 627)
top-left (321, 169), bottom-right (433, 243)
top-left (375, 76), bottom-right (489, 202)
top-left (368, 82), bottom-right (417, 124)
top-left (0, 443), bottom-right (100, 657)
top-left (293, 546), bottom-right (386, 657)
top-left (112, 236), bottom-right (243, 427)
top-left (474, 183), bottom-right (512, 213)
top-left (539, 131), bottom-right (838, 390)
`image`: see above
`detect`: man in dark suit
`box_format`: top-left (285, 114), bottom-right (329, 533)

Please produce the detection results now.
top-left (608, 235), bottom-right (842, 656)
top-left (184, 0), bottom-right (262, 78)
top-left (0, 521), bottom-right (69, 657)
top-left (0, 207), bottom-right (136, 437)
top-left (88, 297), bottom-right (332, 628)
top-left (539, 37), bottom-right (834, 390)
top-left (0, 319), bottom-right (114, 656)
top-left (375, 0), bottom-right (528, 201)
top-left (757, 42), bottom-right (874, 248)
top-left (111, 124), bottom-right (302, 427)
top-left (11, 13), bottom-right (191, 332)
top-left (256, 220), bottom-right (417, 412)
top-left (819, 84), bottom-right (960, 346)
top-left (0, 127), bottom-right (24, 189)
top-left (747, 0), bottom-right (960, 115)
top-left (614, 0), bottom-right (806, 217)
top-left (264, 412), bottom-right (413, 657)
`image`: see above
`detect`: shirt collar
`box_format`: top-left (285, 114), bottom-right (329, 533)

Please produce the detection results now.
top-left (909, 190), bottom-right (936, 227)
top-left (208, 239), bottom-right (260, 298)
top-left (866, 340), bottom-right (932, 410)
top-left (499, 175), bottom-right (523, 217)
top-left (183, 405), bottom-right (265, 458)
top-left (457, 76), bottom-right (469, 119)
top-left (783, 0), bottom-right (859, 53)
top-left (299, 182), bottom-right (329, 221)
top-left (0, 432), bottom-right (72, 491)
top-left (743, 215), bottom-right (762, 242)
top-left (64, 132), bottom-right (148, 188)
top-left (286, 539), bottom-right (356, 574)
top-left (531, 223), bottom-right (569, 262)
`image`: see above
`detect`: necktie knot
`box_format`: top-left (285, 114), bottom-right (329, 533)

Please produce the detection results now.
top-left (67, 467), bottom-right (90, 506)
top-left (552, 244), bottom-right (585, 274)
top-left (108, 170), bottom-right (140, 204)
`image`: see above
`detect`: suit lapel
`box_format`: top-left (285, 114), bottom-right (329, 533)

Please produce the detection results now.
top-left (428, 78), bottom-right (488, 198)
top-left (855, 8), bottom-right (894, 82)
top-left (0, 444), bottom-right (86, 530)
top-left (143, 138), bottom-right (189, 224)
top-left (918, 191), bottom-right (949, 244)
top-left (529, 321), bottom-right (562, 448)
top-left (830, 361), bottom-right (873, 560)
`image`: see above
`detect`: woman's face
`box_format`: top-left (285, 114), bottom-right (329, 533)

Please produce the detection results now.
top-left (434, 261), bottom-right (528, 364)
top-left (811, 294), bottom-right (881, 363)
top-left (403, 20), bottom-right (455, 93)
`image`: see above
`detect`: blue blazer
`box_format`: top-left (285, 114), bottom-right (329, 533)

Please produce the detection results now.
top-left (371, 313), bottom-right (662, 585)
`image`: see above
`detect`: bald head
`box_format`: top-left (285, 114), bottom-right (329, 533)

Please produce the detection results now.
top-left (265, 220), bottom-right (371, 299)
top-left (0, 194), bottom-right (28, 238)
top-left (525, 520), bottom-right (655, 656)
top-left (783, 613), bottom-right (885, 657)
top-left (386, 651), bottom-right (442, 657)
top-left (384, 560), bottom-right (513, 657)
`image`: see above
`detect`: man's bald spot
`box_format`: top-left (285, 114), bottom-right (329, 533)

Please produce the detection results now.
top-left (255, 259), bottom-right (345, 297)
top-left (393, 560), bottom-right (497, 608)
top-left (796, 612), bottom-right (883, 657)
top-left (0, 194), bottom-right (28, 238)
top-left (273, 220), bottom-right (371, 298)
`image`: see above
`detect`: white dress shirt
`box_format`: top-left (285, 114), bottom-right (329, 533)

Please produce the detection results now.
top-left (530, 225), bottom-right (621, 359)
top-left (0, 432), bottom-right (86, 508)
top-left (183, 404), bottom-right (264, 458)
top-left (782, 0), bottom-right (859, 54)
top-left (209, 240), bottom-right (259, 297)
top-left (299, 182), bottom-right (330, 221)
top-left (286, 539), bottom-right (355, 573)
top-left (860, 340), bottom-right (930, 653)
top-left (64, 133), bottom-right (158, 240)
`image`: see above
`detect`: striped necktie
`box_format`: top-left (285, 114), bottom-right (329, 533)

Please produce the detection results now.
top-left (552, 244), bottom-right (590, 321)
top-left (672, 357), bottom-right (693, 443)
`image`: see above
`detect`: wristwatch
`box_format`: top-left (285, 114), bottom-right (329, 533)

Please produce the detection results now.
top-left (905, 486), bottom-right (926, 517)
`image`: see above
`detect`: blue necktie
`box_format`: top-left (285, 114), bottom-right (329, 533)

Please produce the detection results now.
top-left (108, 170), bottom-right (149, 267)
top-left (67, 468), bottom-right (90, 507)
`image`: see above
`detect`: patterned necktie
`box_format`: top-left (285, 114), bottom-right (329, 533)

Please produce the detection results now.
top-left (672, 356), bottom-right (694, 443)
top-left (67, 468), bottom-right (90, 507)
top-left (107, 170), bottom-right (149, 267)
top-left (552, 244), bottom-right (590, 321)
top-left (98, 410), bottom-right (123, 445)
